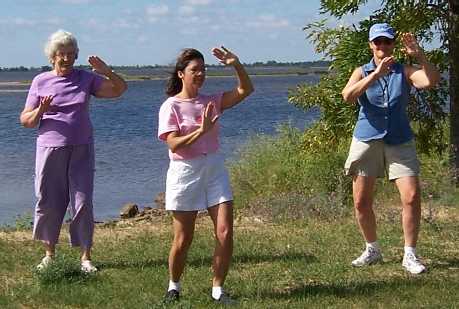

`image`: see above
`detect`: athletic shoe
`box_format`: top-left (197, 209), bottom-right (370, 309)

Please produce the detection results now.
top-left (164, 289), bottom-right (180, 303)
top-left (36, 256), bottom-right (53, 271)
top-left (351, 247), bottom-right (383, 267)
top-left (213, 293), bottom-right (238, 306)
top-left (402, 253), bottom-right (426, 274)
top-left (81, 260), bottom-right (98, 273)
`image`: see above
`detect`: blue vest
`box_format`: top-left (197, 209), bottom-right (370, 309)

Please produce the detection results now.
top-left (353, 59), bottom-right (413, 145)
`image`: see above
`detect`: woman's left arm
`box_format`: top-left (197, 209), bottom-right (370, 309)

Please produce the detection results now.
top-left (88, 56), bottom-right (128, 98)
top-left (402, 33), bottom-right (441, 89)
top-left (212, 47), bottom-right (254, 111)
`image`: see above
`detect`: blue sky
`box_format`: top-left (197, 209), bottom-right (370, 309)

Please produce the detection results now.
top-left (0, 0), bottom-right (377, 67)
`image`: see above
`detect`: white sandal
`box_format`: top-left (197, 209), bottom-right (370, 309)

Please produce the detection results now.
top-left (36, 255), bottom-right (54, 270)
top-left (81, 260), bottom-right (98, 273)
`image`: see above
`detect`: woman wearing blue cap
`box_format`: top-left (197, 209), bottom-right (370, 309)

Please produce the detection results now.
top-left (341, 23), bottom-right (440, 274)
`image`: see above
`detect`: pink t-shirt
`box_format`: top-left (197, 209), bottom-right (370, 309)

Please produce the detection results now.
top-left (158, 93), bottom-right (223, 160)
top-left (25, 69), bottom-right (104, 147)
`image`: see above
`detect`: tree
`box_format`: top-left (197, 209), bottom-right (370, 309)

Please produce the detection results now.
top-left (289, 0), bottom-right (459, 183)
top-left (448, 0), bottom-right (459, 183)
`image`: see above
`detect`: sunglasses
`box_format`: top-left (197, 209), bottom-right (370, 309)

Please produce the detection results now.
top-left (372, 37), bottom-right (395, 46)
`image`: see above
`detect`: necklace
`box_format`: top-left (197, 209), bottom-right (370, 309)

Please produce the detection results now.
top-left (376, 74), bottom-right (391, 108)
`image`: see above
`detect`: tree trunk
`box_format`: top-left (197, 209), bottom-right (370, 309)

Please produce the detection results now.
top-left (449, 0), bottom-right (459, 184)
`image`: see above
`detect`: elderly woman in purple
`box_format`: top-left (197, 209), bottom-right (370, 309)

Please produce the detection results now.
top-left (20, 30), bottom-right (127, 273)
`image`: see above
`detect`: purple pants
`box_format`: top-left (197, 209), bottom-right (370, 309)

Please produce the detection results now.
top-left (33, 144), bottom-right (95, 249)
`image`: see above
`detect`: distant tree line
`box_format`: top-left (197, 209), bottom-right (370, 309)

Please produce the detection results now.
top-left (0, 60), bottom-right (330, 72)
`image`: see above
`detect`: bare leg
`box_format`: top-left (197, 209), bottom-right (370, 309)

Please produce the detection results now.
top-left (353, 175), bottom-right (377, 242)
top-left (208, 202), bottom-right (234, 287)
top-left (168, 211), bottom-right (198, 282)
top-left (44, 242), bottom-right (55, 257)
top-left (80, 247), bottom-right (91, 261)
top-left (395, 176), bottom-right (421, 247)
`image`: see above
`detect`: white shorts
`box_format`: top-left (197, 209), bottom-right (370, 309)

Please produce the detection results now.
top-left (165, 152), bottom-right (233, 211)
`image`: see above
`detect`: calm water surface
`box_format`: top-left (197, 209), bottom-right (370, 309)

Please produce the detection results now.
top-left (0, 73), bottom-right (319, 225)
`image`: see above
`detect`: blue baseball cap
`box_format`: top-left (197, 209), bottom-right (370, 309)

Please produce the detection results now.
top-left (369, 23), bottom-right (395, 41)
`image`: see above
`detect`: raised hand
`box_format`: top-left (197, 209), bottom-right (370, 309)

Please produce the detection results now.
top-left (88, 56), bottom-right (112, 75)
top-left (211, 46), bottom-right (240, 66)
top-left (200, 102), bottom-right (219, 134)
top-left (38, 95), bottom-right (53, 114)
top-left (374, 56), bottom-right (395, 78)
top-left (400, 33), bottom-right (425, 59)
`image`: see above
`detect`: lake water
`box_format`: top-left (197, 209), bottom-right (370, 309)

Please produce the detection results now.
top-left (0, 73), bottom-right (319, 225)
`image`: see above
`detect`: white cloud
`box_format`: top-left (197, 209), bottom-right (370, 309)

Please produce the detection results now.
top-left (11, 18), bottom-right (36, 26)
top-left (0, 17), bottom-right (63, 28)
top-left (46, 17), bottom-right (63, 26)
top-left (59, 0), bottom-right (93, 4)
top-left (113, 18), bottom-right (140, 29)
top-left (210, 25), bottom-right (221, 31)
top-left (146, 4), bottom-right (169, 23)
top-left (137, 35), bottom-right (148, 44)
top-left (184, 0), bottom-right (212, 5)
top-left (188, 16), bottom-right (203, 23)
top-left (179, 28), bottom-right (199, 36)
top-left (85, 18), bottom-right (101, 28)
top-left (247, 15), bottom-right (290, 29)
top-left (179, 5), bottom-right (195, 16)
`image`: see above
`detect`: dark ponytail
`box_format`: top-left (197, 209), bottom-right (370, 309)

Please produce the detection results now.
top-left (165, 48), bottom-right (204, 97)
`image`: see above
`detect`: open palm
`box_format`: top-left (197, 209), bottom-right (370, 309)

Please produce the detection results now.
top-left (211, 46), bottom-right (239, 66)
top-left (88, 56), bottom-right (111, 75)
top-left (401, 33), bottom-right (423, 58)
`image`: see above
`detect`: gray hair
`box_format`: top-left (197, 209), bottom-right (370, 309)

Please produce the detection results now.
top-left (44, 29), bottom-right (79, 64)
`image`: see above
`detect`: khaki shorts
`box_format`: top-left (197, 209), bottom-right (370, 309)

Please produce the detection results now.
top-left (344, 138), bottom-right (420, 180)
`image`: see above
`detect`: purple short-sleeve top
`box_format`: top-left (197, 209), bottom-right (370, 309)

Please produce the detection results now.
top-left (25, 69), bottom-right (105, 146)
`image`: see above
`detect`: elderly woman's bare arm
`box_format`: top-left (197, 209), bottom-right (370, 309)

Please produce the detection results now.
top-left (20, 95), bottom-right (53, 128)
top-left (88, 56), bottom-right (128, 98)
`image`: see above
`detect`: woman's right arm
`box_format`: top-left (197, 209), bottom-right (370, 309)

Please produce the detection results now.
top-left (341, 67), bottom-right (377, 103)
top-left (166, 130), bottom-right (204, 153)
top-left (20, 95), bottom-right (53, 128)
top-left (165, 102), bottom-right (218, 153)
top-left (341, 57), bottom-right (394, 103)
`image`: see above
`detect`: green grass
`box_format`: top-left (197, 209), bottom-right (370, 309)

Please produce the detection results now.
top-left (229, 126), bottom-right (353, 219)
top-left (2, 126), bottom-right (458, 308)
top-left (0, 210), bottom-right (458, 308)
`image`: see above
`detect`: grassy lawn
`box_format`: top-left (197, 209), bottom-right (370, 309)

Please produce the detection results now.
top-left (0, 206), bottom-right (458, 308)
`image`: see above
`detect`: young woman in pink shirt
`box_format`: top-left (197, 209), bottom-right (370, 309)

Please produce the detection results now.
top-left (158, 47), bottom-right (253, 304)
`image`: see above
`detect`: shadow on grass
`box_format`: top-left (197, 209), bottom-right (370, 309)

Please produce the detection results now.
top-left (431, 258), bottom-right (459, 270)
top-left (261, 278), bottom-right (426, 300)
top-left (98, 252), bottom-right (315, 270)
top-left (35, 262), bottom-right (97, 285)
top-left (235, 252), bottom-right (316, 264)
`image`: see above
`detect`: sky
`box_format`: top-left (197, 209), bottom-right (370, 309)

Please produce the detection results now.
top-left (0, 0), bottom-right (378, 67)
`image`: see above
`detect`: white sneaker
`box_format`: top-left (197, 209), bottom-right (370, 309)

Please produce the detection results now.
top-left (351, 247), bottom-right (383, 267)
top-left (402, 253), bottom-right (426, 274)
top-left (36, 256), bottom-right (53, 271)
top-left (81, 260), bottom-right (98, 273)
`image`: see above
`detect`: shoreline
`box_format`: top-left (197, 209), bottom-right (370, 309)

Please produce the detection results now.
top-left (0, 71), bottom-right (324, 85)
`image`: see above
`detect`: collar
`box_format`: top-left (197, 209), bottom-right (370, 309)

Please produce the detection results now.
top-left (363, 58), bottom-right (397, 73)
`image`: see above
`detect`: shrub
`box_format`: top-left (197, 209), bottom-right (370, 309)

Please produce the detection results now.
top-left (229, 125), bottom-right (352, 220)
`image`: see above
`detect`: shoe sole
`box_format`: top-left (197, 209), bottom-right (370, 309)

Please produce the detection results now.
top-left (402, 265), bottom-right (426, 274)
top-left (352, 258), bottom-right (383, 267)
